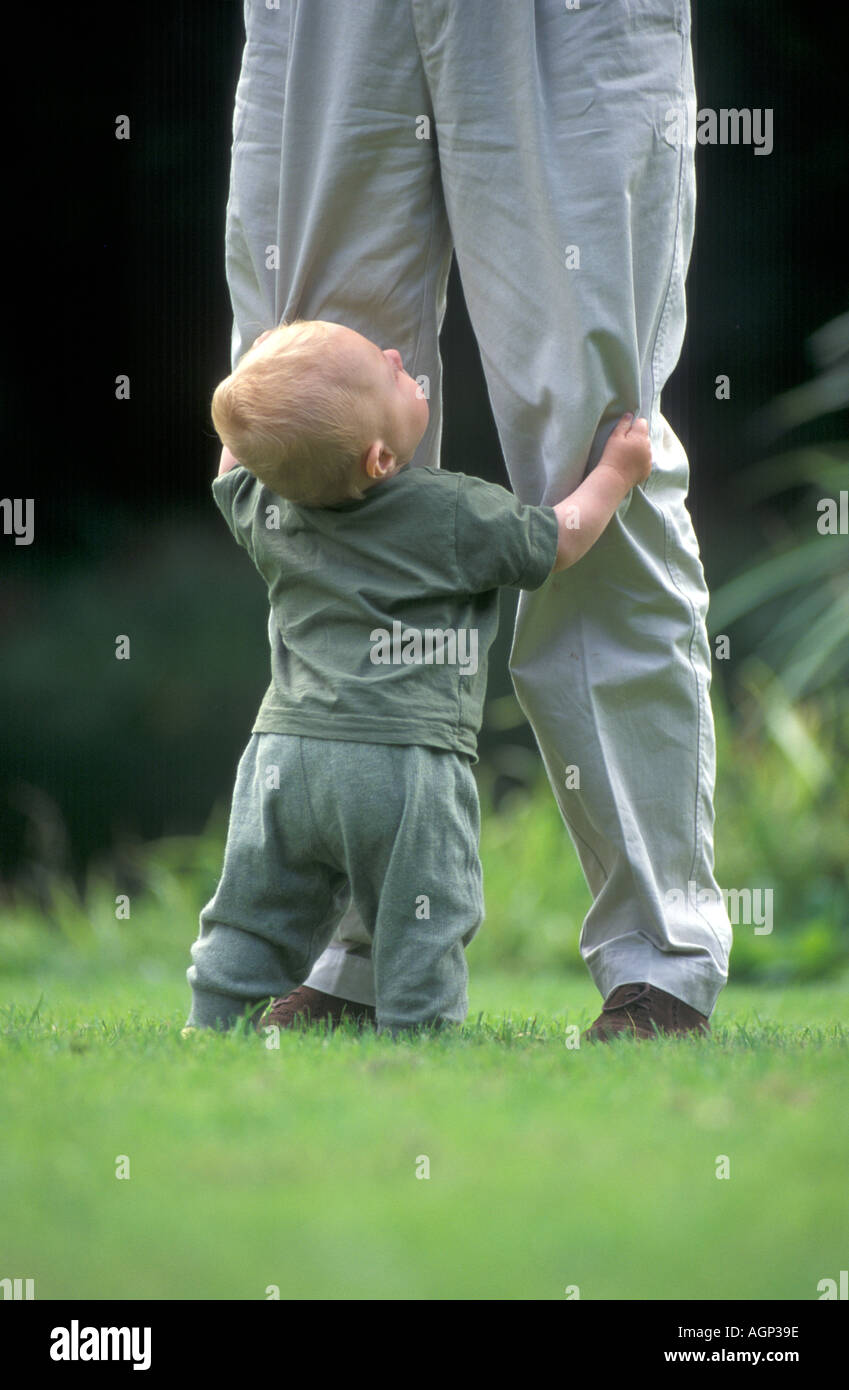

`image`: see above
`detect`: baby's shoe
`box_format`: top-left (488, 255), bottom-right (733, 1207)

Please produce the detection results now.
top-left (257, 985), bottom-right (376, 1031)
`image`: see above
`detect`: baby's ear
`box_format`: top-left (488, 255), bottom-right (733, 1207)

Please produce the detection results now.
top-left (253, 329), bottom-right (274, 348)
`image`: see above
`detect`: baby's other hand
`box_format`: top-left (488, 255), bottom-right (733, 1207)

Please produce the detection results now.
top-left (600, 413), bottom-right (653, 487)
top-left (217, 445), bottom-right (241, 476)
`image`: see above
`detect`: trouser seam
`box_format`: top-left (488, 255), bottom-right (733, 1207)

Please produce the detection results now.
top-left (409, 157), bottom-right (441, 395)
top-left (295, 736), bottom-right (338, 867)
top-left (645, 18), bottom-right (689, 476)
top-left (513, 602), bottom-right (611, 886)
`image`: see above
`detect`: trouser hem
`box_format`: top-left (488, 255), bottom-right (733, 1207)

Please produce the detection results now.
top-left (590, 949), bottom-right (727, 1018)
top-left (304, 944), bottom-right (377, 1006)
top-left (185, 989), bottom-right (267, 1031)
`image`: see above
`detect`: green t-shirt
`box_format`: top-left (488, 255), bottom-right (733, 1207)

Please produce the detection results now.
top-left (212, 463), bottom-right (558, 761)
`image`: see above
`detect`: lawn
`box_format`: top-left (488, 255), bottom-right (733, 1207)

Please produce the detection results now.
top-left (2, 954), bottom-right (846, 1301)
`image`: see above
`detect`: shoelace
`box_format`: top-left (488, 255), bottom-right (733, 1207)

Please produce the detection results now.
top-left (601, 982), bottom-right (653, 1016)
top-left (264, 986), bottom-right (312, 1019)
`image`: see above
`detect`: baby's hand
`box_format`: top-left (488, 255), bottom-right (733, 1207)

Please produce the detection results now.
top-left (599, 413), bottom-right (653, 488)
top-left (218, 445), bottom-right (241, 476)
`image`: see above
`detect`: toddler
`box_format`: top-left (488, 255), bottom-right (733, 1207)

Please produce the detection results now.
top-left (184, 318), bottom-right (651, 1035)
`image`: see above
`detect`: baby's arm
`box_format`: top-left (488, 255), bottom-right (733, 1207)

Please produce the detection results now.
top-left (552, 414), bottom-right (652, 572)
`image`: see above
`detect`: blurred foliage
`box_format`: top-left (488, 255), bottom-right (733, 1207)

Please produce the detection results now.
top-left (705, 311), bottom-right (849, 977)
top-left (0, 521), bottom-right (269, 887)
top-left (706, 310), bottom-right (849, 819)
top-left (710, 311), bottom-right (849, 734)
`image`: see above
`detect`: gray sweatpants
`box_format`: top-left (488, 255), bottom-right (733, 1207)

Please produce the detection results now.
top-left (185, 735), bottom-right (483, 1033)
top-left (224, 0), bottom-right (733, 1016)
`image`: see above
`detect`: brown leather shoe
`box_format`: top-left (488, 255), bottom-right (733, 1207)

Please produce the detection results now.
top-left (256, 985), bottom-right (376, 1032)
top-left (582, 982), bottom-right (710, 1043)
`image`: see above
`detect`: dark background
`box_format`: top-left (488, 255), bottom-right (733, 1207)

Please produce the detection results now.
top-left (3, 0), bottom-right (847, 887)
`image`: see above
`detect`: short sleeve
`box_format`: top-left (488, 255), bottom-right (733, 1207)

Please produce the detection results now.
top-left (211, 465), bottom-right (262, 562)
top-left (453, 474), bottom-right (558, 593)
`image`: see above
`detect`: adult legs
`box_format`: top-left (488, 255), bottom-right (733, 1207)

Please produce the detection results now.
top-left (415, 0), bottom-right (731, 1014)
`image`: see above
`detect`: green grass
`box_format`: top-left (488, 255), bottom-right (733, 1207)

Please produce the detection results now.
top-left (1, 731), bottom-right (847, 1301)
top-left (1, 956), bottom-right (847, 1301)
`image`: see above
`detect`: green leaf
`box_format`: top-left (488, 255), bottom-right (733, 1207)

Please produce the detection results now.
top-left (708, 538), bottom-right (846, 631)
top-left (777, 588), bottom-right (849, 698)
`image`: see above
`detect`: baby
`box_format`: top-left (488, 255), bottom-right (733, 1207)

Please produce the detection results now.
top-left (183, 319), bottom-right (651, 1036)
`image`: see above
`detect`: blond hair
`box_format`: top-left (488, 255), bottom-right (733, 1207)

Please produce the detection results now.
top-left (211, 319), bottom-right (376, 506)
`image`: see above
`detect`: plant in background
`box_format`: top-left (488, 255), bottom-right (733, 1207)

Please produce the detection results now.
top-left (707, 309), bottom-right (849, 979)
top-left (709, 309), bottom-right (849, 783)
